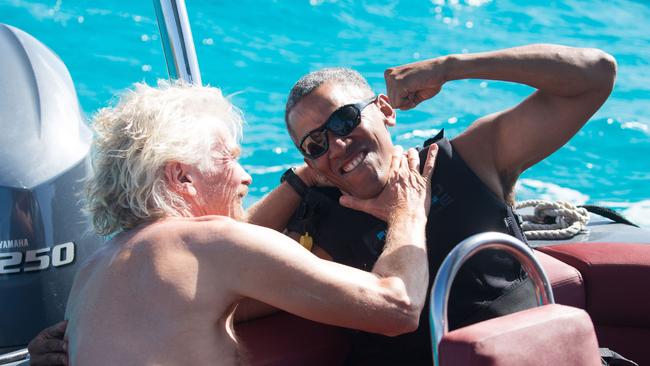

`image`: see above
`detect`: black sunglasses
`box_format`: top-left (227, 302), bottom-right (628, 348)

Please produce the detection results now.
top-left (298, 96), bottom-right (377, 159)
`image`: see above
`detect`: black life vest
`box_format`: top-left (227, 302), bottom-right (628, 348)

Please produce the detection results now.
top-left (287, 130), bottom-right (536, 365)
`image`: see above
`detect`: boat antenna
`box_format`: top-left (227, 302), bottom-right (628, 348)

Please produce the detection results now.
top-left (153, 0), bottom-right (202, 85)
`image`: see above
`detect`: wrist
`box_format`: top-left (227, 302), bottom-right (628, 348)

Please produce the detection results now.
top-left (439, 54), bottom-right (460, 82)
top-left (280, 167), bottom-right (309, 197)
top-left (386, 212), bottom-right (427, 247)
top-left (294, 165), bottom-right (316, 187)
top-left (388, 207), bottom-right (427, 225)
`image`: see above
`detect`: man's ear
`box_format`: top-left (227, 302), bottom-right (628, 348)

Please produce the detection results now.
top-left (377, 94), bottom-right (396, 127)
top-left (164, 161), bottom-right (197, 197)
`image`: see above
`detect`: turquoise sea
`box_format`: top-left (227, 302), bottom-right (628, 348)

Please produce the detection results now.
top-left (2, 0), bottom-right (649, 226)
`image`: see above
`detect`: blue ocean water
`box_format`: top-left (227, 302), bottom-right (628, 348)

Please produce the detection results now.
top-left (2, 0), bottom-right (649, 225)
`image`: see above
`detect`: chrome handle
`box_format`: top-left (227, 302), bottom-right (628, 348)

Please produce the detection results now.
top-left (153, 0), bottom-right (202, 85)
top-left (0, 348), bottom-right (29, 365)
top-left (429, 232), bottom-right (554, 366)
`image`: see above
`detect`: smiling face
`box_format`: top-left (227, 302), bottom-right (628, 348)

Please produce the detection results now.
top-left (288, 82), bottom-right (396, 199)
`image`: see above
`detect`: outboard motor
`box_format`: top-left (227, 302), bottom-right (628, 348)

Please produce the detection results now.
top-left (0, 24), bottom-right (103, 363)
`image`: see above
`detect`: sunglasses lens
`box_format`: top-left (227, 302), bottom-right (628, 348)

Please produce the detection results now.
top-left (299, 99), bottom-right (372, 159)
top-left (328, 105), bottom-right (360, 136)
top-left (302, 130), bottom-right (328, 158)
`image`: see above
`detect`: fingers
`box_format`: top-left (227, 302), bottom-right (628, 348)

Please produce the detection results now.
top-left (45, 320), bottom-right (68, 338)
top-left (31, 352), bottom-right (68, 366)
top-left (34, 339), bottom-right (67, 354)
top-left (392, 145), bottom-right (404, 158)
top-left (414, 86), bottom-right (441, 105)
top-left (397, 98), bottom-right (417, 110)
top-left (384, 63), bottom-right (441, 110)
top-left (385, 83), bottom-right (414, 110)
top-left (28, 321), bottom-right (67, 350)
top-left (339, 195), bottom-right (365, 212)
top-left (385, 70), bottom-right (413, 109)
top-left (389, 145), bottom-right (404, 177)
top-left (406, 148), bottom-right (419, 171)
top-left (422, 144), bottom-right (438, 181)
top-left (384, 68), bottom-right (399, 106)
top-left (27, 339), bottom-right (68, 366)
top-left (340, 194), bottom-right (388, 222)
top-left (27, 321), bottom-right (69, 365)
top-left (397, 87), bottom-right (440, 110)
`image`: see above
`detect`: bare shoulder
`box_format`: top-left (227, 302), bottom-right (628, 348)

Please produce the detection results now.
top-left (130, 217), bottom-right (286, 270)
top-left (134, 216), bottom-right (238, 248)
top-left (112, 218), bottom-right (251, 301)
top-left (168, 216), bottom-right (267, 247)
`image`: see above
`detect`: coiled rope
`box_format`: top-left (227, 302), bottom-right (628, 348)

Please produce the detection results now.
top-left (515, 200), bottom-right (590, 240)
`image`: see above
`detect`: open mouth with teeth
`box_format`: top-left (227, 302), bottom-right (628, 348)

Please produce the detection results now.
top-left (340, 151), bottom-right (367, 175)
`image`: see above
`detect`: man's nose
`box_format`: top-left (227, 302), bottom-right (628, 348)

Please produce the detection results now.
top-left (242, 172), bottom-right (253, 185)
top-left (239, 165), bottom-right (253, 185)
top-left (328, 134), bottom-right (351, 159)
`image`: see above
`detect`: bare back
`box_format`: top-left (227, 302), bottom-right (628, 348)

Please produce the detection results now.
top-left (65, 217), bottom-right (244, 366)
top-left (65, 173), bottom-right (433, 366)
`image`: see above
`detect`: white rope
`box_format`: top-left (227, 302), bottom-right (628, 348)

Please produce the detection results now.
top-left (515, 200), bottom-right (590, 240)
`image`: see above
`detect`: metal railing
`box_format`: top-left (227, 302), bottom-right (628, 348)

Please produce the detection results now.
top-left (429, 232), bottom-right (554, 366)
top-left (0, 348), bottom-right (29, 365)
top-left (153, 0), bottom-right (201, 85)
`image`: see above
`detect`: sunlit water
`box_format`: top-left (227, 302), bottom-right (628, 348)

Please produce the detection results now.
top-left (2, 0), bottom-right (649, 226)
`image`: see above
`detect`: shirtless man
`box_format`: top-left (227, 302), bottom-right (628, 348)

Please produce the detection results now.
top-left (56, 82), bottom-right (437, 365)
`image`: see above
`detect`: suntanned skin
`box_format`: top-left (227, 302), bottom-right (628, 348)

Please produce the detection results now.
top-left (62, 122), bottom-right (438, 366)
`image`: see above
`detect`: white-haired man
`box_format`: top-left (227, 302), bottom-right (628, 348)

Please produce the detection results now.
top-left (50, 82), bottom-right (438, 366)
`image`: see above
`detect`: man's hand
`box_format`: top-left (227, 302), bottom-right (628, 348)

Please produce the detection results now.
top-left (295, 164), bottom-right (332, 187)
top-left (384, 59), bottom-right (446, 110)
top-left (27, 321), bottom-right (68, 366)
top-left (339, 145), bottom-right (438, 221)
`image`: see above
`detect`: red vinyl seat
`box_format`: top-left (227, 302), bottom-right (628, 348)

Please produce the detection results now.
top-left (534, 250), bottom-right (586, 309)
top-left (439, 304), bottom-right (601, 366)
top-left (539, 243), bottom-right (650, 366)
top-left (236, 311), bottom-right (349, 366)
top-left (234, 250), bottom-right (591, 366)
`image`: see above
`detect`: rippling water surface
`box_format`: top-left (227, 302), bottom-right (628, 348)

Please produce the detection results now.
top-left (2, 0), bottom-right (649, 225)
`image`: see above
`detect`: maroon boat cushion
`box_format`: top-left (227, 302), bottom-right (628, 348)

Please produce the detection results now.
top-left (534, 250), bottom-right (586, 309)
top-left (235, 312), bottom-right (350, 366)
top-left (439, 304), bottom-right (601, 366)
top-left (539, 243), bottom-right (650, 327)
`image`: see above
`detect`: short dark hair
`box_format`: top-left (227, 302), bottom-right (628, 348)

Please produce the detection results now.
top-left (285, 67), bottom-right (373, 140)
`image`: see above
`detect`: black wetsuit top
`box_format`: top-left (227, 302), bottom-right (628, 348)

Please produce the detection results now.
top-left (287, 131), bottom-right (536, 365)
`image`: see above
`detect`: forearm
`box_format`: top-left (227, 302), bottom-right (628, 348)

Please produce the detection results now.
top-left (372, 210), bottom-right (428, 315)
top-left (246, 167), bottom-right (312, 230)
top-left (246, 182), bottom-right (303, 230)
top-left (442, 44), bottom-right (616, 96)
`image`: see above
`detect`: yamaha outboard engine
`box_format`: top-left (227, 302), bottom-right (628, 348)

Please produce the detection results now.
top-left (0, 24), bottom-right (103, 364)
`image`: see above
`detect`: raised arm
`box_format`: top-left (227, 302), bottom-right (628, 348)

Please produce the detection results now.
top-left (385, 44), bottom-right (616, 199)
top-left (215, 146), bottom-right (437, 336)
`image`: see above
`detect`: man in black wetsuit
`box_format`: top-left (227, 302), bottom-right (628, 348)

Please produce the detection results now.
top-left (278, 44), bottom-right (616, 365)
